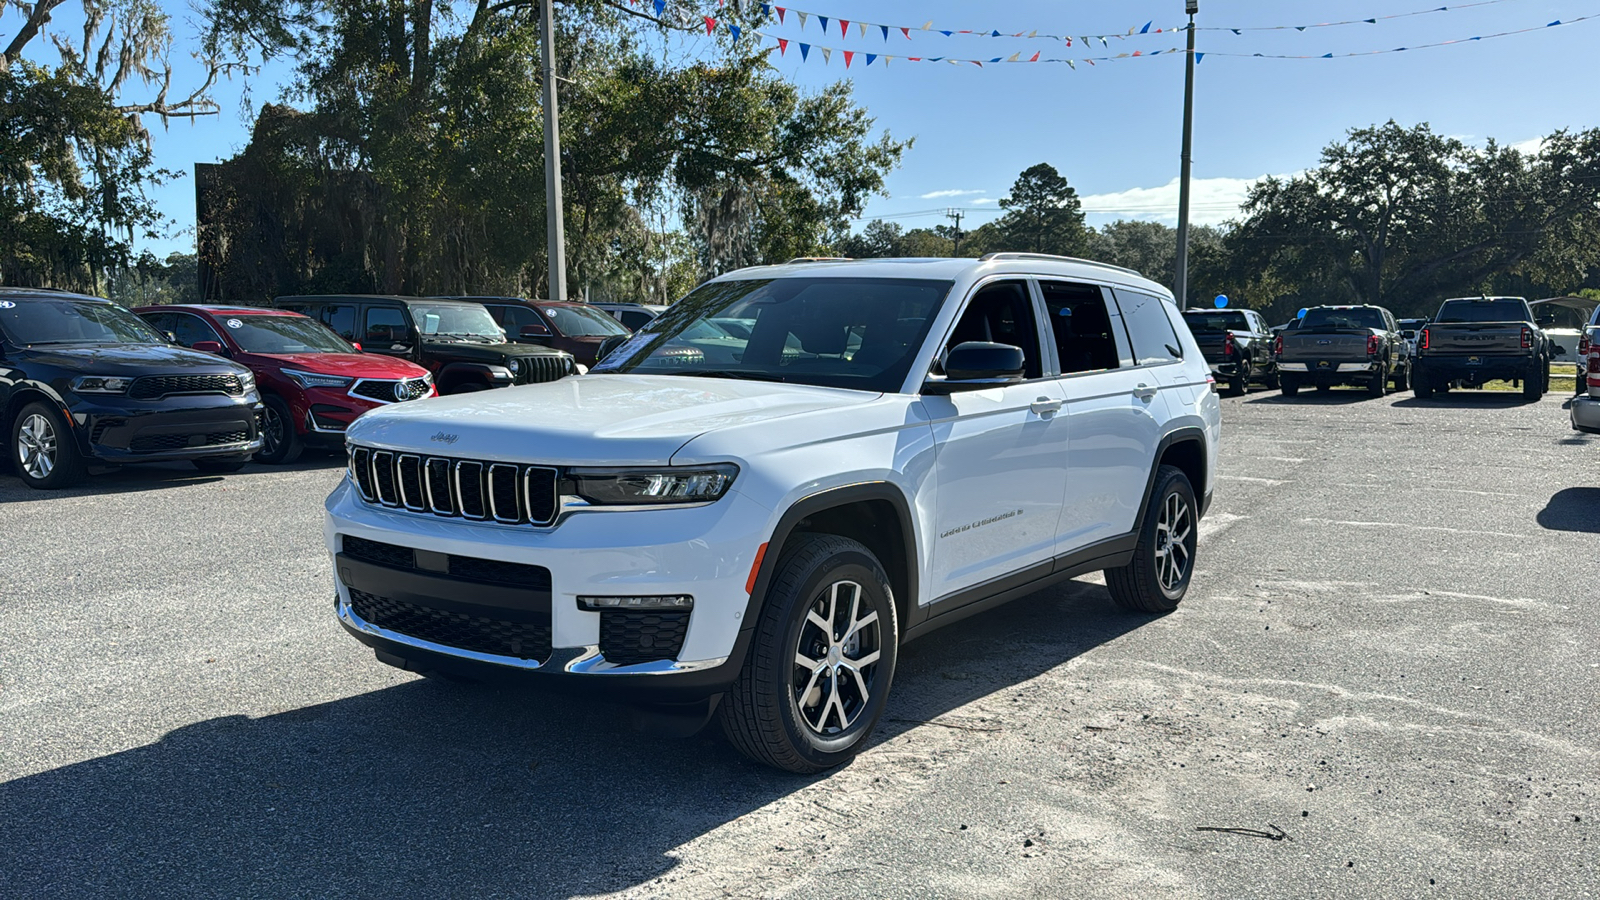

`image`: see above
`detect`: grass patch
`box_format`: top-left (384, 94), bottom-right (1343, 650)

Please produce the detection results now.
top-left (1477, 363), bottom-right (1578, 393)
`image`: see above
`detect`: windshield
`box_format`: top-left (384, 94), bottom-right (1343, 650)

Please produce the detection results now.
top-left (0, 297), bottom-right (166, 346)
top-left (542, 304), bottom-right (628, 337)
top-left (1435, 299), bottom-right (1530, 324)
top-left (1300, 307), bottom-right (1387, 330)
top-left (592, 277), bottom-right (953, 392)
top-left (409, 304), bottom-right (505, 341)
top-left (226, 314), bottom-right (354, 354)
top-left (1182, 312), bottom-right (1249, 333)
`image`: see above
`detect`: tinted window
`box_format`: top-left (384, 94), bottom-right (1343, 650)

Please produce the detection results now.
top-left (1435, 299), bottom-right (1530, 324)
top-left (364, 306), bottom-right (410, 343)
top-left (0, 298), bottom-right (167, 346)
top-left (497, 306), bottom-right (548, 335)
top-left (1300, 307), bottom-right (1387, 330)
top-left (593, 277), bottom-right (951, 392)
top-left (1182, 311), bottom-right (1250, 333)
top-left (619, 311), bottom-right (652, 331)
top-left (946, 280), bottom-right (1043, 378)
top-left (1112, 289), bottom-right (1183, 365)
top-left (542, 305), bottom-right (628, 337)
top-left (138, 311), bottom-right (175, 336)
top-left (323, 305), bottom-right (357, 340)
top-left (170, 313), bottom-right (222, 347)
top-left (1040, 280), bottom-right (1123, 375)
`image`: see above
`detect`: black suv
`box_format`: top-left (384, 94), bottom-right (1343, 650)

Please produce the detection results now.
top-left (0, 288), bottom-right (263, 488)
top-left (273, 295), bottom-right (575, 394)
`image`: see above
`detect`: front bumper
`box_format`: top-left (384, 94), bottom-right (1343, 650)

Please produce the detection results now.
top-left (72, 394), bottom-right (263, 463)
top-left (324, 479), bottom-right (773, 699)
top-left (1572, 395), bottom-right (1600, 434)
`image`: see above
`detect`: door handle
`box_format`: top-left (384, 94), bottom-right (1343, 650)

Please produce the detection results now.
top-left (1030, 397), bottom-right (1063, 416)
top-left (1134, 384), bottom-right (1158, 401)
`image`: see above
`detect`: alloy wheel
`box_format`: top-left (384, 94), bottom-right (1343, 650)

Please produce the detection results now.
top-left (1153, 492), bottom-right (1194, 592)
top-left (17, 413), bottom-right (57, 479)
top-left (261, 404), bottom-right (285, 457)
top-left (793, 580), bottom-right (882, 736)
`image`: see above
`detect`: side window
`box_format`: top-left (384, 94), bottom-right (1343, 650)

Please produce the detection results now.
top-left (322, 305), bottom-right (356, 340)
top-left (506, 306), bottom-right (549, 335)
top-left (1249, 312), bottom-right (1266, 333)
top-left (364, 306), bottom-right (409, 343)
top-left (1038, 280), bottom-right (1125, 375)
top-left (621, 311), bottom-right (652, 331)
top-left (139, 312), bottom-right (174, 338)
top-left (944, 279), bottom-right (1043, 379)
top-left (1112, 288), bottom-right (1184, 366)
top-left (170, 313), bottom-right (222, 347)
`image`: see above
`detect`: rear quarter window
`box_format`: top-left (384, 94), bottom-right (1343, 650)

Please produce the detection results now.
top-left (1112, 288), bottom-right (1184, 365)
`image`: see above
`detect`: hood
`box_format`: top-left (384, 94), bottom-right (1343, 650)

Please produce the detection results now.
top-left (24, 342), bottom-right (250, 376)
top-left (419, 339), bottom-right (568, 363)
top-left (242, 351), bottom-right (429, 379)
top-left (347, 373), bottom-right (880, 465)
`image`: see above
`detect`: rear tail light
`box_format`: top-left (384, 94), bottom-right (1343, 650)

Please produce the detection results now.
top-left (1223, 331), bottom-right (1236, 358)
top-left (1367, 334), bottom-right (1382, 356)
top-left (1274, 334), bottom-right (1283, 356)
top-left (1420, 328), bottom-right (1431, 351)
top-left (1521, 326), bottom-right (1532, 349)
top-left (1580, 333), bottom-right (1590, 357)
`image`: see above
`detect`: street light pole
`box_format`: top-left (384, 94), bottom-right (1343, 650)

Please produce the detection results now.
top-left (1173, 0), bottom-right (1198, 309)
top-left (540, 0), bottom-right (567, 302)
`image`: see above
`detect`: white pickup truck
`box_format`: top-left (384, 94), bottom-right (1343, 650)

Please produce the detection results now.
top-left (324, 255), bottom-right (1221, 772)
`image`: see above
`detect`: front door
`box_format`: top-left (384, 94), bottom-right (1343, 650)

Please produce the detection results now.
top-left (923, 278), bottom-right (1069, 603)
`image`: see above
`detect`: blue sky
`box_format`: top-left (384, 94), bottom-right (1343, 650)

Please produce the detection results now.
top-left (15, 0), bottom-right (1598, 255)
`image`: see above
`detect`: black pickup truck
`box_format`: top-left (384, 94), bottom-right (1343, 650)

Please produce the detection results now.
top-left (1180, 308), bottom-right (1279, 395)
top-left (1275, 305), bottom-right (1410, 397)
top-left (1413, 296), bottom-right (1549, 401)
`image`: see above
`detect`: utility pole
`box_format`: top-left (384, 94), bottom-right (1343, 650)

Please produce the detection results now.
top-left (1173, 0), bottom-right (1198, 309)
top-left (946, 208), bottom-right (964, 257)
top-left (540, 0), bottom-right (567, 302)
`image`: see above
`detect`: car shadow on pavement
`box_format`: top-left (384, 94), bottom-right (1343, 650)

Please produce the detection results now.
top-left (1242, 390), bottom-right (1373, 405)
top-left (0, 579), bottom-right (1142, 899)
top-left (1537, 487), bottom-right (1600, 534)
top-left (1391, 392), bottom-right (1537, 409)
top-left (0, 453), bottom-right (347, 502)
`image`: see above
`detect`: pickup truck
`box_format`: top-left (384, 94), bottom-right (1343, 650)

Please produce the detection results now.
top-left (1572, 315), bottom-right (1600, 433)
top-left (1180, 308), bottom-right (1279, 395)
top-left (1275, 304), bottom-right (1410, 398)
top-left (1413, 296), bottom-right (1549, 401)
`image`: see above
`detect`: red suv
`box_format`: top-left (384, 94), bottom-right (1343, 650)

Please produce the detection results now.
top-left (136, 305), bottom-right (435, 463)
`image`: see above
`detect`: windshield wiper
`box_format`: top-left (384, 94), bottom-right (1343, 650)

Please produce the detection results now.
top-left (665, 369), bottom-right (789, 383)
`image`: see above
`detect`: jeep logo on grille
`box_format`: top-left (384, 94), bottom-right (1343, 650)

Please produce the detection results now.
top-left (430, 431), bottom-right (459, 444)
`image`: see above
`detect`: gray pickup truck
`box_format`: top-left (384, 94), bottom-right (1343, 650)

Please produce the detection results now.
top-left (1413, 296), bottom-right (1548, 400)
top-left (1276, 305), bottom-right (1410, 398)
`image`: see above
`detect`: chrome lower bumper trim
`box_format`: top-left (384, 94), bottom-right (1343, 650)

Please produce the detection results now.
top-left (565, 647), bottom-right (730, 676)
top-left (1278, 362), bottom-right (1308, 372)
top-left (338, 595), bottom-right (546, 670)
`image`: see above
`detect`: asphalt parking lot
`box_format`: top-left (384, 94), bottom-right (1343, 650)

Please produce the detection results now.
top-left (2, 387), bottom-right (1596, 899)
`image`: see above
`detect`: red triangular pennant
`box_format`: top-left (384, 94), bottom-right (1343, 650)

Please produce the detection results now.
top-left (840, 19), bottom-right (850, 38)
top-left (704, 16), bottom-right (716, 34)
top-left (776, 6), bottom-right (785, 23)
top-left (778, 37), bottom-right (788, 54)
top-left (844, 50), bottom-right (854, 67)
top-left (1029, 51), bottom-right (1040, 62)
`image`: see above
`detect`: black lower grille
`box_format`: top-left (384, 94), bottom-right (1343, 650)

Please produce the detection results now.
top-left (343, 535), bottom-right (416, 570)
top-left (341, 535), bottom-right (553, 590)
top-left (129, 429), bottom-right (250, 452)
top-left (599, 610), bottom-right (689, 666)
top-left (90, 418), bottom-right (125, 443)
top-left (349, 588), bottom-right (552, 662)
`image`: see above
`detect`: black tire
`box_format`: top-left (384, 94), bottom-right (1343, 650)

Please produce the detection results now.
top-left (720, 534), bottom-right (899, 774)
top-left (1280, 374), bottom-right (1301, 397)
top-left (1229, 367), bottom-right (1249, 396)
top-left (10, 401), bottom-right (87, 489)
top-left (1367, 364), bottom-right (1387, 398)
top-left (1105, 465), bottom-right (1198, 615)
top-left (1392, 363), bottom-right (1410, 393)
top-left (1523, 359), bottom-right (1545, 401)
top-left (192, 456), bottom-right (249, 474)
top-left (254, 394), bottom-right (304, 465)
top-left (1414, 369), bottom-right (1434, 399)
top-left (1264, 368), bottom-right (1281, 391)
top-left (1316, 383), bottom-right (1331, 393)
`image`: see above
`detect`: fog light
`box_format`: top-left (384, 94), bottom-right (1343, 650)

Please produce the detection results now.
top-left (578, 595), bottom-right (693, 611)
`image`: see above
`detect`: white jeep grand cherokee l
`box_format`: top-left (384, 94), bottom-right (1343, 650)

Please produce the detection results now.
top-left (326, 255), bottom-right (1221, 772)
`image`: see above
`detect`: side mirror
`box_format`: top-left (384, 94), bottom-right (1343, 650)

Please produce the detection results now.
top-left (520, 324), bottom-right (551, 339)
top-left (191, 340), bottom-right (226, 355)
top-left (349, 341), bottom-right (363, 352)
top-left (926, 342), bottom-right (1026, 394)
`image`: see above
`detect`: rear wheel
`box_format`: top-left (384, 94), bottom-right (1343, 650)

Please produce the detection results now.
top-left (1316, 383), bottom-right (1331, 393)
top-left (254, 394), bottom-right (303, 465)
top-left (11, 402), bottom-right (86, 489)
top-left (1414, 368), bottom-right (1435, 399)
top-left (721, 534), bottom-right (898, 774)
top-left (1391, 363), bottom-right (1410, 393)
top-left (1229, 367), bottom-right (1249, 396)
top-left (1105, 465), bottom-right (1197, 614)
top-left (1264, 368), bottom-right (1281, 390)
top-left (1367, 364), bottom-right (1388, 398)
top-left (1523, 359), bottom-right (1546, 401)
top-left (1280, 374), bottom-right (1301, 397)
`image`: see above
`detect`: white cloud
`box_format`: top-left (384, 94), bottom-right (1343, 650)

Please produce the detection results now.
top-left (970, 197), bottom-right (998, 206)
top-left (918, 189), bottom-right (986, 199)
top-left (1079, 176), bottom-right (1274, 227)
top-left (1510, 137), bottom-right (1545, 155)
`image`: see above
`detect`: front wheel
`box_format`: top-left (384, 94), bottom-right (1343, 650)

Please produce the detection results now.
top-left (11, 402), bottom-right (87, 489)
top-left (1105, 465), bottom-right (1197, 614)
top-left (254, 395), bottom-right (304, 465)
top-left (720, 534), bottom-right (899, 774)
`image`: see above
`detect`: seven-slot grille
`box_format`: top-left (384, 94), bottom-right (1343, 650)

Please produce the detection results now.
top-left (349, 445), bottom-right (558, 526)
top-left (128, 374), bottom-right (244, 400)
top-left (517, 355), bottom-right (573, 384)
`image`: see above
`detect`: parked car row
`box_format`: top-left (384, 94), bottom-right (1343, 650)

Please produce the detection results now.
top-left (1569, 306), bottom-right (1600, 433)
top-left (1182, 296), bottom-right (1554, 403)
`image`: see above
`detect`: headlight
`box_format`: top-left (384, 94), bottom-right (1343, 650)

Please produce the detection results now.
top-left (282, 368), bottom-right (353, 389)
top-left (71, 375), bottom-right (134, 394)
top-left (237, 370), bottom-right (257, 392)
top-left (569, 464), bottom-right (738, 506)
top-left (508, 358), bottom-right (522, 374)
top-left (576, 363), bottom-right (589, 375)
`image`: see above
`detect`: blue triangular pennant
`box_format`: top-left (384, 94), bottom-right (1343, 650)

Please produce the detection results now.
top-left (818, 15), bottom-right (828, 32)
top-left (653, 0), bottom-right (664, 16)
top-left (1139, 21), bottom-right (1152, 34)
top-left (729, 24), bottom-right (741, 39)
top-left (866, 53), bottom-right (877, 65)
top-left (880, 25), bottom-right (888, 41)
top-left (800, 42), bottom-right (810, 60)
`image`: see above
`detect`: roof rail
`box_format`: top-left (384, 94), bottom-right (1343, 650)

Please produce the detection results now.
top-left (977, 252), bottom-right (1144, 278)
top-left (785, 257), bottom-right (854, 264)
